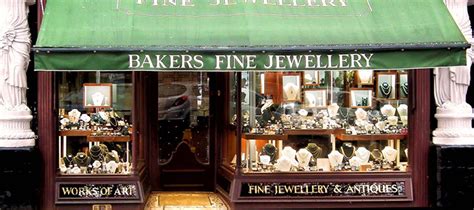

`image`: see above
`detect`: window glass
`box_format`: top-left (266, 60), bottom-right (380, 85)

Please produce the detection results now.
top-left (57, 72), bottom-right (133, 175)
top-left (238, 70), bottom-right (409, 173)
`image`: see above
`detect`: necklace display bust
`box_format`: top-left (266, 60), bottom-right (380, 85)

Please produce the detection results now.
top-left (281, 146), bottom-right (296, 160)
top-left (306, 143), bottom-right (322, 159)
top-left (380, 82), bottom-right (392, 98)
top-left (275, 157), bottom-right (293, 172)
top-left (328, 150), bottom-right (344, 168)
top-left (63, 154), bottom-right (74, 167)
top-left (355, 147), bottom-right (370, 163)
top-left (73, 152), bottom-right (91, 168)
top-left (382, 146), bottom-right (397, 162)
top-left (296, 148), bottom-right (312, 168)
top-left (261, 143), bottom-right (277, 162)
top-left (89, 145), bottom-right (103, 161)
top-left (371, 149), bottom-right (383, 161)
top-left (340, 143), bottom-right (355, 159)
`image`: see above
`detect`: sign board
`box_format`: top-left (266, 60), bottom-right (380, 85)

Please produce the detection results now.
top-left (56, 182), bottom-right (142, 204)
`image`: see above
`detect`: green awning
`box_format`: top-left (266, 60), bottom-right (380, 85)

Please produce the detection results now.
top-left (34, 0), bottom-right (469, 71)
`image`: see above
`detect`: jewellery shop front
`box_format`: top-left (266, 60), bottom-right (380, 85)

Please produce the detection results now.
top-left (34, 0), bottom-right (468, 209)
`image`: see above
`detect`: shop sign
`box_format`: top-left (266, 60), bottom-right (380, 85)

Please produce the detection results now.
top-left (241, 181), bottom-right (406, 197)
top-left (58, 183), bottom-right (139, 200)
top-left (128, 53), bottom-right (374, 70)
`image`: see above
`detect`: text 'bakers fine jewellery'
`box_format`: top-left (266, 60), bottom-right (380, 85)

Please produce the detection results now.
top-left (380, 81), bottom-right (392, 98)
top-left (402, 82), bottom-right (408, 96)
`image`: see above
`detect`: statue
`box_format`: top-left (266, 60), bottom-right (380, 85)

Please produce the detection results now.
top-left (434, 0), bottom-right (473, 106)
top-left (0, 0), bottom-right (35, 109)
top-left (433, 0), bottom-right (474, 145)
top-left (0, 0), bottom-right (36, 147)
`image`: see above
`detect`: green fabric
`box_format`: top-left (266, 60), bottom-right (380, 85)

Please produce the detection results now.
top-left (34, 0), bottom-right (468, 71)
top-left (35, 49), bottom-right (466, 71)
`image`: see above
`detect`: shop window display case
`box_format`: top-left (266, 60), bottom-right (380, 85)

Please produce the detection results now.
top-left (224, 70), bottom-right (416, 208)
top-left (57, 73), bottom-right (133, 176)
top-left (232, 70), bottom-right (409, 173)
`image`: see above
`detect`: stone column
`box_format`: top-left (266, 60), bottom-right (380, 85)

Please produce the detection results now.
top-left (433, 0), bottom-right (474, 145)
top-left (0, 0), bottom-right (36, 147)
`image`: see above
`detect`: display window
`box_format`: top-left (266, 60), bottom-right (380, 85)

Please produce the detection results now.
top-left (57, 72), bottom-right (133, 175)
top-left (230, 70), bottom-right (409, 174)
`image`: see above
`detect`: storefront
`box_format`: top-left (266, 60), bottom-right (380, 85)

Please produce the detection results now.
top-left (34, 0), bottom-right (469, 209)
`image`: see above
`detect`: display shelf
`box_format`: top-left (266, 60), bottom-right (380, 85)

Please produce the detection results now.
top-left (283, 129), bottom-right (337, 136)
top-left (58, 130), bottom-right (93, 137)
top-left (335, 133), bottom-right (407, 141)
top-left (243, 134), bottom-right (288, 140)
top-left (87, 135), bottom-right (131, 142)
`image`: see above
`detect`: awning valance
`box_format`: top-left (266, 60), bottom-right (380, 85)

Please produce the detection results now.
top-left (34, 0), bottom-right (469, 71)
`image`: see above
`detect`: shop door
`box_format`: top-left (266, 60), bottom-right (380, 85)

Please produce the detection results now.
top-left (154, 72), bottom-right (218, 191)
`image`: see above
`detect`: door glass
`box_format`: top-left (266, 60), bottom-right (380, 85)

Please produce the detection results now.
top-left (158, 73), bottom-right (210, 165)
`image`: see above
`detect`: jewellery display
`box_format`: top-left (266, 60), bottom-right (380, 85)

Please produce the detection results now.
top-left (239, 70), bottom-right (409, 174)
top-left (349, 156), bottom-right (362, 168)
top-left (73, 152), bottom-right (91, 168)
top-left (92, 92), bottom-right (105, 106)
top-left (296, 149), bottom-right (312, 168)
top-left (371, 149), bottom-right (383, 161)
top-left (63, 154), bottom-right (74, 167)
top-left (381, 104), bottom-right (396, 117)
top-left (327, 103), bottom-right (339, 118)
top-left (402, 82), bottom-right (408, 96)
top-left (340, 143), bottom-right (356, 159)
top-left (382, 146), bottom-right (398, 163)
top-left (283, 84), bottom-right (299, 101)
top-left (261, 143), bottom-right (277, 163)
top-left (275, 157), bottom-right (293, 172)
top-left (328, 151), bottom-right (344, 169)
top-left (89, 145), bottom-right (103, 161)
top-left (355, 147), bottom-right (370, 163)
top-left (379, 82), bottom-right (392, 98)
top-left (306, 143), bottom-right (322, 159)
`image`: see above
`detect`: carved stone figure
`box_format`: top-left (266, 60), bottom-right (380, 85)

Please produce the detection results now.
top-left (0, 0), bottom-right (36, 147)
top-left (433, 0), bottom-right (474, 145)
top-left (0, 0), bottom-right (35, 108)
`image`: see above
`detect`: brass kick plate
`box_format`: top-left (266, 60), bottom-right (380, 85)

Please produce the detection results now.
top-left (92, 204), bottom-right (112, 210)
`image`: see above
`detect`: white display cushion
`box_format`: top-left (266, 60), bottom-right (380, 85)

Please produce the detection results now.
top-left (0, 109), bottom-right (36, 147)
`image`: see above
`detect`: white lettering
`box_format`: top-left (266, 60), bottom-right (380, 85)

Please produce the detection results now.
top-left (287, 55), bottom-right (303, 68)
top-left (169, 55), bottom-right (180, 69)
top-left (194, 55), bottom-right (204, 69)
top-left (338, 54), bottom-right (350, 68)
top-left (264, 55), bottom-right (274, 69)
top-left (141, 55), bottom-right (154, 68)
top-left (350, 54), bottom-right (363, 68)
top-left (155, 55), bottom-right (168, 69)
top-left (129, 54), bottom-right (141, 68)
top-left (361, 53), bottom-right (374, 68)
top-left (275, 55), bottom-right (286, 69)
top-left (215, 55), bottom-right (226, 69)
top-left (316, 55), bottom-right (327, 68)
top-left (304, 55), bottom-right (316, 68)
top-left (246, 55), bottom-right (257, 69)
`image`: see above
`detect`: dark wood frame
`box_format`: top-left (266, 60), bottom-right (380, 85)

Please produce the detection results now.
top-left (349, 87), bottom-right (373, 108)
top-left (376, 72), bottom-right (397, 100)
top-left (83, 83), bottom-right (113, 108)
top-left (222, 70), bottom-right (430, 209)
